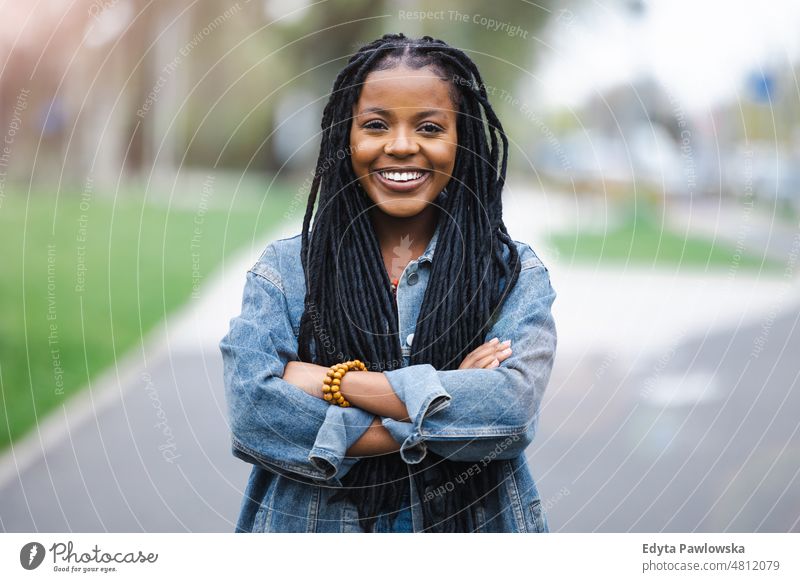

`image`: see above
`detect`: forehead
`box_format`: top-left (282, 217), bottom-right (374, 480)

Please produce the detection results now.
top-left (353, 65), bottom-right (456, 114)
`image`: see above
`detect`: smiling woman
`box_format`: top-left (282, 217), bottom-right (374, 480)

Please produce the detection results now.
top-left (220, 33), bottom-right (558, 533)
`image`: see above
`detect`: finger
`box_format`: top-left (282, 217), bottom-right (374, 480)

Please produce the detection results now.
top-left (458, 352), bottom-right (478, 369)
top-left (469, 338), bottom-right (500, 359)
top-left (474, 353), bottom-right (500, 369)
top-left (475, 345), bottom-right (512, 369)
top-left (460, 338), bottom-right (502, 369)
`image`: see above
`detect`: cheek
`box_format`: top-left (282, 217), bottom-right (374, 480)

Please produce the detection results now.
top-left (348, 133), bottom-right (359, 164)
top-left (350, 135), bottom-right (380, 170)
top-left (350, 151), bottom-right (370, 176)
top-left (431, 139), bottom-right (457, 174)
top-left (349, 144), bottom-right (366, 171)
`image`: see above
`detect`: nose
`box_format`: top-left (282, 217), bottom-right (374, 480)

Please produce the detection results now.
top-left (384, 129), bottom-right (419, 156)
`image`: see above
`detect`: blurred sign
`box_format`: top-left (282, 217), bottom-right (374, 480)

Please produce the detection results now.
top-left (746, 70), bottom-right (776, 103)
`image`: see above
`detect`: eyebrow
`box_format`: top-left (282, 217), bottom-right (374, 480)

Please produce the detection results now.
top-left (355, 107), bottom-right (446, 120)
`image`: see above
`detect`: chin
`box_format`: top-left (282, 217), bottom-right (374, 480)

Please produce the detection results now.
top-left (376, 200), bottom-right (429, 218)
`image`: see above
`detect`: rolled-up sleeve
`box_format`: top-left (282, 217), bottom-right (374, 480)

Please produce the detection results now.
top-left (220, 246), bottom-right (375, 486)
top-left (382, 254), bottom-right (557, 464)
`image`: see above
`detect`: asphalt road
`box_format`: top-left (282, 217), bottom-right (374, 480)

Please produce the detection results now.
top-left (0, 345), bottom-right (248, 532)
top-left (533, 304), bottom-right (800, 532)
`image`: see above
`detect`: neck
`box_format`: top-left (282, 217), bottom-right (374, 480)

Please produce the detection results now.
top-left (369, 205), bottom-right (439, 261)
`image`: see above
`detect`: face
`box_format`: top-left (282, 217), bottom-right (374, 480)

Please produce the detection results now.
top-left (349, 64), bottom-right (458, 218)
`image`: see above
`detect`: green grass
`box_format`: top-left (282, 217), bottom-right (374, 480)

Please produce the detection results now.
top-left (548, 200), bottom-right (785, 272)
top-left (0, 177), bottom-right (295, 453)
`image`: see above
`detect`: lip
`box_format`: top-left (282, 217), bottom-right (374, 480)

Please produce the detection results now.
top-left (372, 168), bottom-right (432, 193)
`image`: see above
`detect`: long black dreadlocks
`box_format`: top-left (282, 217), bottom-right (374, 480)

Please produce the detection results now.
top-left (296, 33), bottom-right (522, 532)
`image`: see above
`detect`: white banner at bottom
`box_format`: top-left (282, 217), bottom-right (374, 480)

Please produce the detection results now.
top-left (1, 533), bottom-right (798, 581)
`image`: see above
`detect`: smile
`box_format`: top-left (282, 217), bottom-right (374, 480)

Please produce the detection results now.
top-left (373, 169), bottom-right (431, 193)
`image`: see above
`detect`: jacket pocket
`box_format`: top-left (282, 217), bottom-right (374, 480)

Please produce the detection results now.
top-left (528, 499), bottom-right (548, 533)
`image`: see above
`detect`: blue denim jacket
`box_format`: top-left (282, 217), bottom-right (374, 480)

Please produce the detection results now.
top-left (219, 223), bottom-right (558, 532)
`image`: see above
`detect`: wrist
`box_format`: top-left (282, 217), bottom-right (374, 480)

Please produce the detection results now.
top-left (339, 369), bottom-right (369, 405)
top-left (321, 360), bottom-right (366, 407)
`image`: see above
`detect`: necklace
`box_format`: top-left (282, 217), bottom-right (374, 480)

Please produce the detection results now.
top-left (390, 278), bottom-right (399, 298)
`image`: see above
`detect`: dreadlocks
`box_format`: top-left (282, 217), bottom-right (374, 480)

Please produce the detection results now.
top-left (296, 33), bottom-right (522, 532)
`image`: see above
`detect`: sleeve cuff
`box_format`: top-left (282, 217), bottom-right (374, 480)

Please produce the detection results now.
top-left (380, 418), bottom-right (425, 463)
top-left (308, 404), bottom-right (375, 482)
top-left (382, 364), bottom-right (452, 463)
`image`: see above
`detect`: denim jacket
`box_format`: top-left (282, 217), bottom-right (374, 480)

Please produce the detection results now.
top-left (219, 222), bottom-right (558, 532)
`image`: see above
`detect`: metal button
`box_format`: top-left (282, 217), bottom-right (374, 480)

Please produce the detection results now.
top-left (406, 333), bottom-right (414, 346)
top-left (407, 272), bottom-right (419, 285)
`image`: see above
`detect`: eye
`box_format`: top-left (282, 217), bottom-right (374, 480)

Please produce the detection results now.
top-left (362, 120), bottom-right (387, 131)
top-left (419, 122), bottom-right (443, 134)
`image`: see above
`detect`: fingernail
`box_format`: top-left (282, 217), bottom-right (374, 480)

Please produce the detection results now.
top-left (501, 339), bottom-right (511, 347)
top-left (501, 348), bottom-right (512, 355)
top-left (490, 337), bottom-right (499, 344)
top-left (490, 358), bottom-right (499, 367)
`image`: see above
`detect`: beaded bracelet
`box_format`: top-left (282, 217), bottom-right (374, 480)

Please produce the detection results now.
top-left (322, 360), bottom-right (366, 407)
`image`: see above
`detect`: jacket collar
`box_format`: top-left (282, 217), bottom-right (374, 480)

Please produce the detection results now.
top-left (417, 220), bottom-right (441, 265)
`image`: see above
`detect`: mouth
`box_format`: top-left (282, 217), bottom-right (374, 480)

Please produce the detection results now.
top-left (372, 168), bottom-right (432, 193)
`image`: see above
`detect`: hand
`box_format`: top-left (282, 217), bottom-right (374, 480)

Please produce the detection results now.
top-left (282, 361), bottom-right (330, 399)
top-left (458, 337), bottom-right (513, 370)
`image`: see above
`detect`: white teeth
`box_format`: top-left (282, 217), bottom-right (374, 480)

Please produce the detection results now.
top-left (380, 170), bottom-right (424, 182)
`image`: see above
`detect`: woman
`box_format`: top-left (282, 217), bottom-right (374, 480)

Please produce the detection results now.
top-left (220, 33), bottom-right (557, 532)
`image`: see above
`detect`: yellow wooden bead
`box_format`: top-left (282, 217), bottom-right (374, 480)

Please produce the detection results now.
top-left (322, 385), bottom-right (331, 393)
top-left (323, 393), bottom-right (332, 401)
top-left (334, 372), bottom-right (342, 379)
top-left (323, 377), bottom-right (332, 385)
top-left (331, 384), bottom-right (340, 392)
